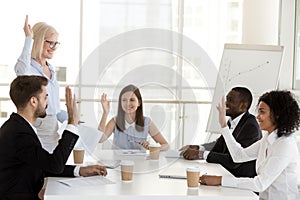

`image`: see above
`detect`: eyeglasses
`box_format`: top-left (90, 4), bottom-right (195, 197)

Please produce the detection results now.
top-left (44, 40), bottom-right (60, 49)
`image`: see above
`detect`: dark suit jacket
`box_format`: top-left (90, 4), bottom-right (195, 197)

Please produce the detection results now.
top-left (0, 113), bottom-right (79, 200)
top-left (206, 111), bottom-right (262, 178)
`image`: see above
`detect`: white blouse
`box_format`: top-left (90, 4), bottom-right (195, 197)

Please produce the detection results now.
top-left (221, 127), bottom-right (299, 200)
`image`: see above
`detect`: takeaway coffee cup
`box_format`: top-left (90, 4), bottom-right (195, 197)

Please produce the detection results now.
top-left (149, 143), bottom-right (161, 160)
top-left (186, 167), bottom-right (200, 188)
top-left (73, 149), bottom-right (85, 164)
top-left (120, 160), bottom-right (134, 181)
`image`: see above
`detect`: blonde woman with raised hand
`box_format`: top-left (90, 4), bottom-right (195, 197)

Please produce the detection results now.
top-left (15, 15), bottom-right (66, 152)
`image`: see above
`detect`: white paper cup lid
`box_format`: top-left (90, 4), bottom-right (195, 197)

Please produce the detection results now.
top-left (120, 160), bottom-right (134, 166)
top-left (73, 148), bottom-right (85, 151)
top-left (186, 167), bottom-right (200, 172)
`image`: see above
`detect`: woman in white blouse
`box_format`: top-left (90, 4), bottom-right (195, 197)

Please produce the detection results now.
top-left (200, 90), bottom-right (300, 200)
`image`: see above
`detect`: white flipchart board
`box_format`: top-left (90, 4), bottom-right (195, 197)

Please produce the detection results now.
top-left (206, 44), bottom-right (284, 136)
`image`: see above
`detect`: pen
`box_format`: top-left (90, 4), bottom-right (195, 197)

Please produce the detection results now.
top-left (58, 181), bottom-right (71, 187)
top-left (128, 139), bottom-right (139, 143)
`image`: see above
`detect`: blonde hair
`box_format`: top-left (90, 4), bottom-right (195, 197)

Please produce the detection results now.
top-left (31, 22), bottom-right (59, 60)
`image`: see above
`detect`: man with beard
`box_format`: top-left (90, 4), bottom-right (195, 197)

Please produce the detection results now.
top-left (180, 87), bottom-right (262, 178)
top-left (0, 75), bottom-right (107, 200)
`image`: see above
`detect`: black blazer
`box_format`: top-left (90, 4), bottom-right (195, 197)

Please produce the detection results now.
top-left (206, 111), bottom-right (262, 178)
top-left (0, 113), bottom-right (79, 200)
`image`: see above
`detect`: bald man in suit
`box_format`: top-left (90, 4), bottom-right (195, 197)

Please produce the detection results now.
top-left (180, 87), bottom-right (262, 178)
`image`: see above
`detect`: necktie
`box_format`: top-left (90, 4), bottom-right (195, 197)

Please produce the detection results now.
top-left (227, 120), bottom-right (231, 129)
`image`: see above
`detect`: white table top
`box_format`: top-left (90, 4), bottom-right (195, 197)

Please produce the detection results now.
top-left (44, 150), bottom-right (258, 200)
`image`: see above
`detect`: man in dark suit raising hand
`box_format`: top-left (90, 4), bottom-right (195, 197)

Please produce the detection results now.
top-left (0, 75), bottom-right (107, 200)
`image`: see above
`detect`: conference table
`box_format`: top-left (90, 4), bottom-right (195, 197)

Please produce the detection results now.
top-left (44, 149), bottom-right (258, 200)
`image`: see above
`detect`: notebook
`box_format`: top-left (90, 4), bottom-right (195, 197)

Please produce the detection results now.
top-left (159, 167), bottom-right (187, 179)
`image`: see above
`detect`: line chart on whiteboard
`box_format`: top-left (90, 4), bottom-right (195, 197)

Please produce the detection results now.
top-left (221, 59), bottom-right (270, 90)
top-left (207, 44), bottom-right (283, 134)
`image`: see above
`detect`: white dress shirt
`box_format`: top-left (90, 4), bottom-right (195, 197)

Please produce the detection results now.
top-left (227, 112), bottom-right (244, 130)
top-left (203, 113), bottom-right (245, 159)
top-left (221, 127), bottom-right (299, 200)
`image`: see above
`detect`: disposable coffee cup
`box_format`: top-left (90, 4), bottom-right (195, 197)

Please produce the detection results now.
top-left (149, 143), bottom-right (161, 160)
top-left (73, 149), bottom-right (85, 164)
top-left (120, 160), bottom-right (134, 181)
top-left (186, 167), bottom-right (200, 188)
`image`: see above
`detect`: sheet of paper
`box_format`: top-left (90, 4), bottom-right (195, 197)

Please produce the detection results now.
top-left (98, 160), bottom-right (121, 169)
top-left (58, 176), bottom-right (115, 188)
top-left (77, 124), bottom-right (103, 155)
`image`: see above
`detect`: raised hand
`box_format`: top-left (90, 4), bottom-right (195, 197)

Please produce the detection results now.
top-left (216, 96), bottom-right (227, 128)
top-left (65, 86), bottom-right (75, 125)
top-left (23, 15), bottom-right (33, 37)
top-left (101, 93), bottom-right (110, 114)
top-left (72, 94), bottom-right (79, 125)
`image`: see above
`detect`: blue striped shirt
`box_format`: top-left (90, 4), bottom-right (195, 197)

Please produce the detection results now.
top-left (15, 36), bottom-right (67, 122)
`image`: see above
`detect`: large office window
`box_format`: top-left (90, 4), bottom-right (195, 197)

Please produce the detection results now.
top-left (0, 0), bottom-right (80, 124)
top-left (295, 0), bottom-right (300, 88)
top-left (0, 0), bottom-right (242, 148)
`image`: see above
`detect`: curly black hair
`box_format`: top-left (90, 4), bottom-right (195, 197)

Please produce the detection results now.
top-left (258, 90), bottom-right (300, 137)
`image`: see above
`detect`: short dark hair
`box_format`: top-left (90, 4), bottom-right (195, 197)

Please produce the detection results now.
top-left (116, 84), bottom-right (144, 132)
top-left (258, 90), bottom-right (300, 137)
top-left (9, 75), bottom-right (48, 109)
top-left (231, 87), bottom-right (253, 110)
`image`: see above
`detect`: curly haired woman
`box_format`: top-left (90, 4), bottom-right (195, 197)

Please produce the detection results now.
top-left (200, 90), bottom-right (300, 200)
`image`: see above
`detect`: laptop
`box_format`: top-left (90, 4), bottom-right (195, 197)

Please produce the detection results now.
top-left (159, 167), bottom-right (187, 179)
